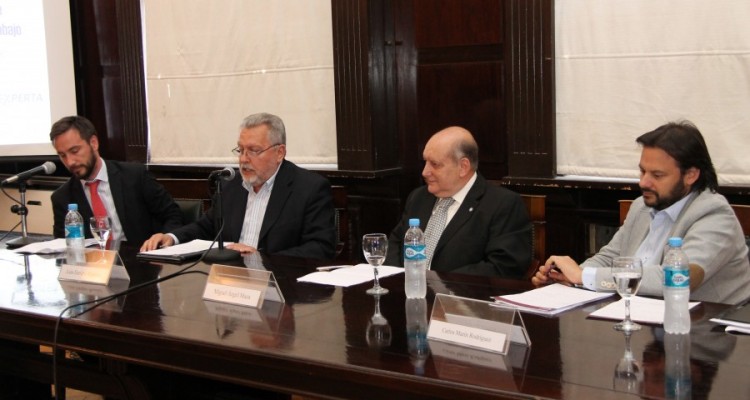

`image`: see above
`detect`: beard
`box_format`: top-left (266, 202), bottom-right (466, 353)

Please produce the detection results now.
top-left (641, 179), bottom-right (688, 211)
top-left (240, 163), bottom-right (259, 186)
top-left (70, 153), bottom-right (97, 180)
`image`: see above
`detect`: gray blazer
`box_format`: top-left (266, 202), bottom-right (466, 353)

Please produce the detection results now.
top-left (583, 190), bottom-right (750, 305)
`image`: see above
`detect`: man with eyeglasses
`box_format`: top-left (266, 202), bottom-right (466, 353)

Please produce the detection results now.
top-left (141, 112), bottom-right (336, 260)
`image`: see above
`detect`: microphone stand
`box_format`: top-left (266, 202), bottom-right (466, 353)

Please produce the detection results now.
top-left (6, 181), bottom-right (42, 249)
top-left (203, 175), bottom-right (241, 263)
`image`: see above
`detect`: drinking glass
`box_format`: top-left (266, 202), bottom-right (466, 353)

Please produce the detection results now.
top-left (366, 294), bottom-right (392, 349)
top-left (611, 256), bottom-right (643, 332)
top-left (89, 216), bottom-right (111, 251)
top-left (362, 233), bottom-right (389, 295)
top-left (613, 331), bottom-right (643, 394)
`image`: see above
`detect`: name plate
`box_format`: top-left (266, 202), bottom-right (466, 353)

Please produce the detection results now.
top-left (202, 264), bottom-right (273, 308)
top-left (203, 282), bottom-right (262, 308)
top-left (59, 250), bottom-right (118, 285)
top-left (427, 293), bottom-right (531, 356)
top-left (428, 319), bottom-right (507, 353)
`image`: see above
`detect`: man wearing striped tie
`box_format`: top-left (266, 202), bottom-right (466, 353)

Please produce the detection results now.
top-left (385, 126), bottom-right (532, 277)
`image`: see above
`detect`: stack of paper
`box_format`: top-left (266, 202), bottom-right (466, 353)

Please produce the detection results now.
top-left (137, 239), bottom-right (224, 263)
top-left (297, 264), bottom-right (403, 287)
top-left (13, 238), bottom-right (98, 254)
top-left (710, 302), bottom-right (750, 334)
top-left (492, 283), bottom-right (614, 315)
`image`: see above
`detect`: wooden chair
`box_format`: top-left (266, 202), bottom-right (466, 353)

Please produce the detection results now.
top-left (619, 199), bottom-right (750, 236)
top-left (521, 194), bottom-right (546, 279)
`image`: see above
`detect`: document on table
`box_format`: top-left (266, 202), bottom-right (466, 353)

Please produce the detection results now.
top-left (137, 239), bottom-right (227, 263)
top-left (491, 283), bottom-right (614, 315)
top-left (588, 296), bottom-right (700, 325)
top-left (297, 264), bottom-right (403, 287)
top-left (710, 301), bottom-right (750, 333)
top-left (13, 238), bottom-right (98, 254)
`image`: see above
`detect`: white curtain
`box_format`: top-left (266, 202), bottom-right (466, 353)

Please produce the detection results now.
top-left (556, 0), bottom-right (750, 185)
top-left (142, 0), bottom-right (337, 167)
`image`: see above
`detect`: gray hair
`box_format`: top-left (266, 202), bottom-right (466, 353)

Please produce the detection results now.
top-left (452, 135), bottom-right (479, 171)
top-left (239, 112), bottom-right (286, 145)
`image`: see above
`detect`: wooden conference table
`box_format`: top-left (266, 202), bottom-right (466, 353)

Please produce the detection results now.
top-left (0, 246), bottom-right (749, 399)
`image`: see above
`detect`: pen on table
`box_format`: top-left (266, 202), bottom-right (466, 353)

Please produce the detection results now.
top-left (316, 265), bottom-right (353, 271)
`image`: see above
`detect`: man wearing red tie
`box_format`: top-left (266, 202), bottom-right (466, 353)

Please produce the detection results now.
top-left (49, 116), bottom-right (183, 247)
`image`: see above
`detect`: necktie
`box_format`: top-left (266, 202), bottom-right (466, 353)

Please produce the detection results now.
top-left (424, 197), bottom-right (455, 269)
top-left (86, 180), bottom-right (112, 246)
top-left (86, 180), bottom-right (107, 218)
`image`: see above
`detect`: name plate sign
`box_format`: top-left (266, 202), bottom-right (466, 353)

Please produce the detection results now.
top-left (59, 250), bottom-right (120, 285)
top-left (428, 319), bottom-right (507, 353)
top-left (427, 294), bottom-right (531, 355)
top-left (203, 281), bottom-right (262, 308)
top-left (202, 264), bottom-right (277, 308)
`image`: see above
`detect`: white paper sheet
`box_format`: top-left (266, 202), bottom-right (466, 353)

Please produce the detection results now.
top-left (588, 296), bottom-right (700, 325)
top-left (297, 264), bottom-right (403, 287)
top-left (139, 239), bottom-right (227, 257)
top-left (13, 238), bottom-right (98, 254)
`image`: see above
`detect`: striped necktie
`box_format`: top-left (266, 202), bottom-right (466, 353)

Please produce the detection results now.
top-left (424, 197), bottom-right (455, 269)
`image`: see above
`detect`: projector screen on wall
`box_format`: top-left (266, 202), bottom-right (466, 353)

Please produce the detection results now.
top-left (0, 0), bottom-right (77, 157)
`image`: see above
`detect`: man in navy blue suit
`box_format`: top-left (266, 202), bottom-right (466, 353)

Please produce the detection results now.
top-left (385, 126), bottom-right (531, 277)
top-left (141, 112), bottom-right (336, 260)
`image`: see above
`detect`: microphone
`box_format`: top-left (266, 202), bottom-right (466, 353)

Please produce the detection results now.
top-left (2, 161), bottom-right (56, 184)
top-left (208, 167), bottom-right (236, 181)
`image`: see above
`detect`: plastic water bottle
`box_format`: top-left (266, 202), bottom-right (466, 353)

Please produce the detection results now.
top-left (663, 237), bottom-right (690, 334)
top-left (65, 203), bottom-right (86, 265)
top-left (664, 332), bottom-right (692, 399)
top-left (404, 218), bottom-right (427, 298)
top-left (405, 298), bottom-right (429, 374)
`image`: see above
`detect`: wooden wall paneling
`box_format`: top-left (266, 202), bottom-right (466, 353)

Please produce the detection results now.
top-left (406, 0), bottom-right (508, 180)
top-left (504, 0), bottom-right (555, 178)
top-left (114, 0), bottom-right (148, 163)
top-left (416, 61), bottom-right (506, 178)
top-left (332, 0), bottom-right (399, 171)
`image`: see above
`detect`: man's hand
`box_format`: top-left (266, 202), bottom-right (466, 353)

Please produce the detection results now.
top-left (140, 233), bottom-right (175, 252)
top-left (531, 255), bottom-right (582, 287)
top-left (226, 243), bottom-right (258, 254)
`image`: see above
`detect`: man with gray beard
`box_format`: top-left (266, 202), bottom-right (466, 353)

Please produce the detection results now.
top-left (141, 112), bottom-right (336, 260)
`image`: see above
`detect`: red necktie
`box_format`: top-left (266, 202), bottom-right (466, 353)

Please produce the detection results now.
top-left (86, 180), bottom-right (113, 247)
top-left (86, 180), bottom-right (107, 218)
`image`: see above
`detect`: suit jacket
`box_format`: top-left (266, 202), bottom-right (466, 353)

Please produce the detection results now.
top-left (583, 190), bottom-right (750, 305)
top-left (170, 160), bottom-right (336, 260)
top-left (51, 160), bottom-right (183, 246)
top-left (385, 174), bottom-right (532, 277)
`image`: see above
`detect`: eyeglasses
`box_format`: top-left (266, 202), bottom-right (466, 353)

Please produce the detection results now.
top-left (231, 143), bottom-right (280, 158)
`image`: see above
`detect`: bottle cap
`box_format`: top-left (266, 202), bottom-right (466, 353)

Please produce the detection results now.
top-left (668, 237), bottom-right (682, 247)
top-left (68, 203), bottom-right (78, 211)
top-left (408, 218), bottom-right (420, 227)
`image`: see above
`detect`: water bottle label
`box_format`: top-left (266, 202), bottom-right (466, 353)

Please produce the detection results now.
top-left (66, 225), bottom-right (83, 239)
top-left (405, 244), bottom-right (426, 260)
top-left (664, 268), bottom-right (690, 288)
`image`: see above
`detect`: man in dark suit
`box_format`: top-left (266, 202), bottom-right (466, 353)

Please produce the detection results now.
top-left (385, 126), bottom-right (531, 277)
top-left (50, 116), bottom-right (183, 246)
top-left (141, 112), bottom-right (336, 260)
